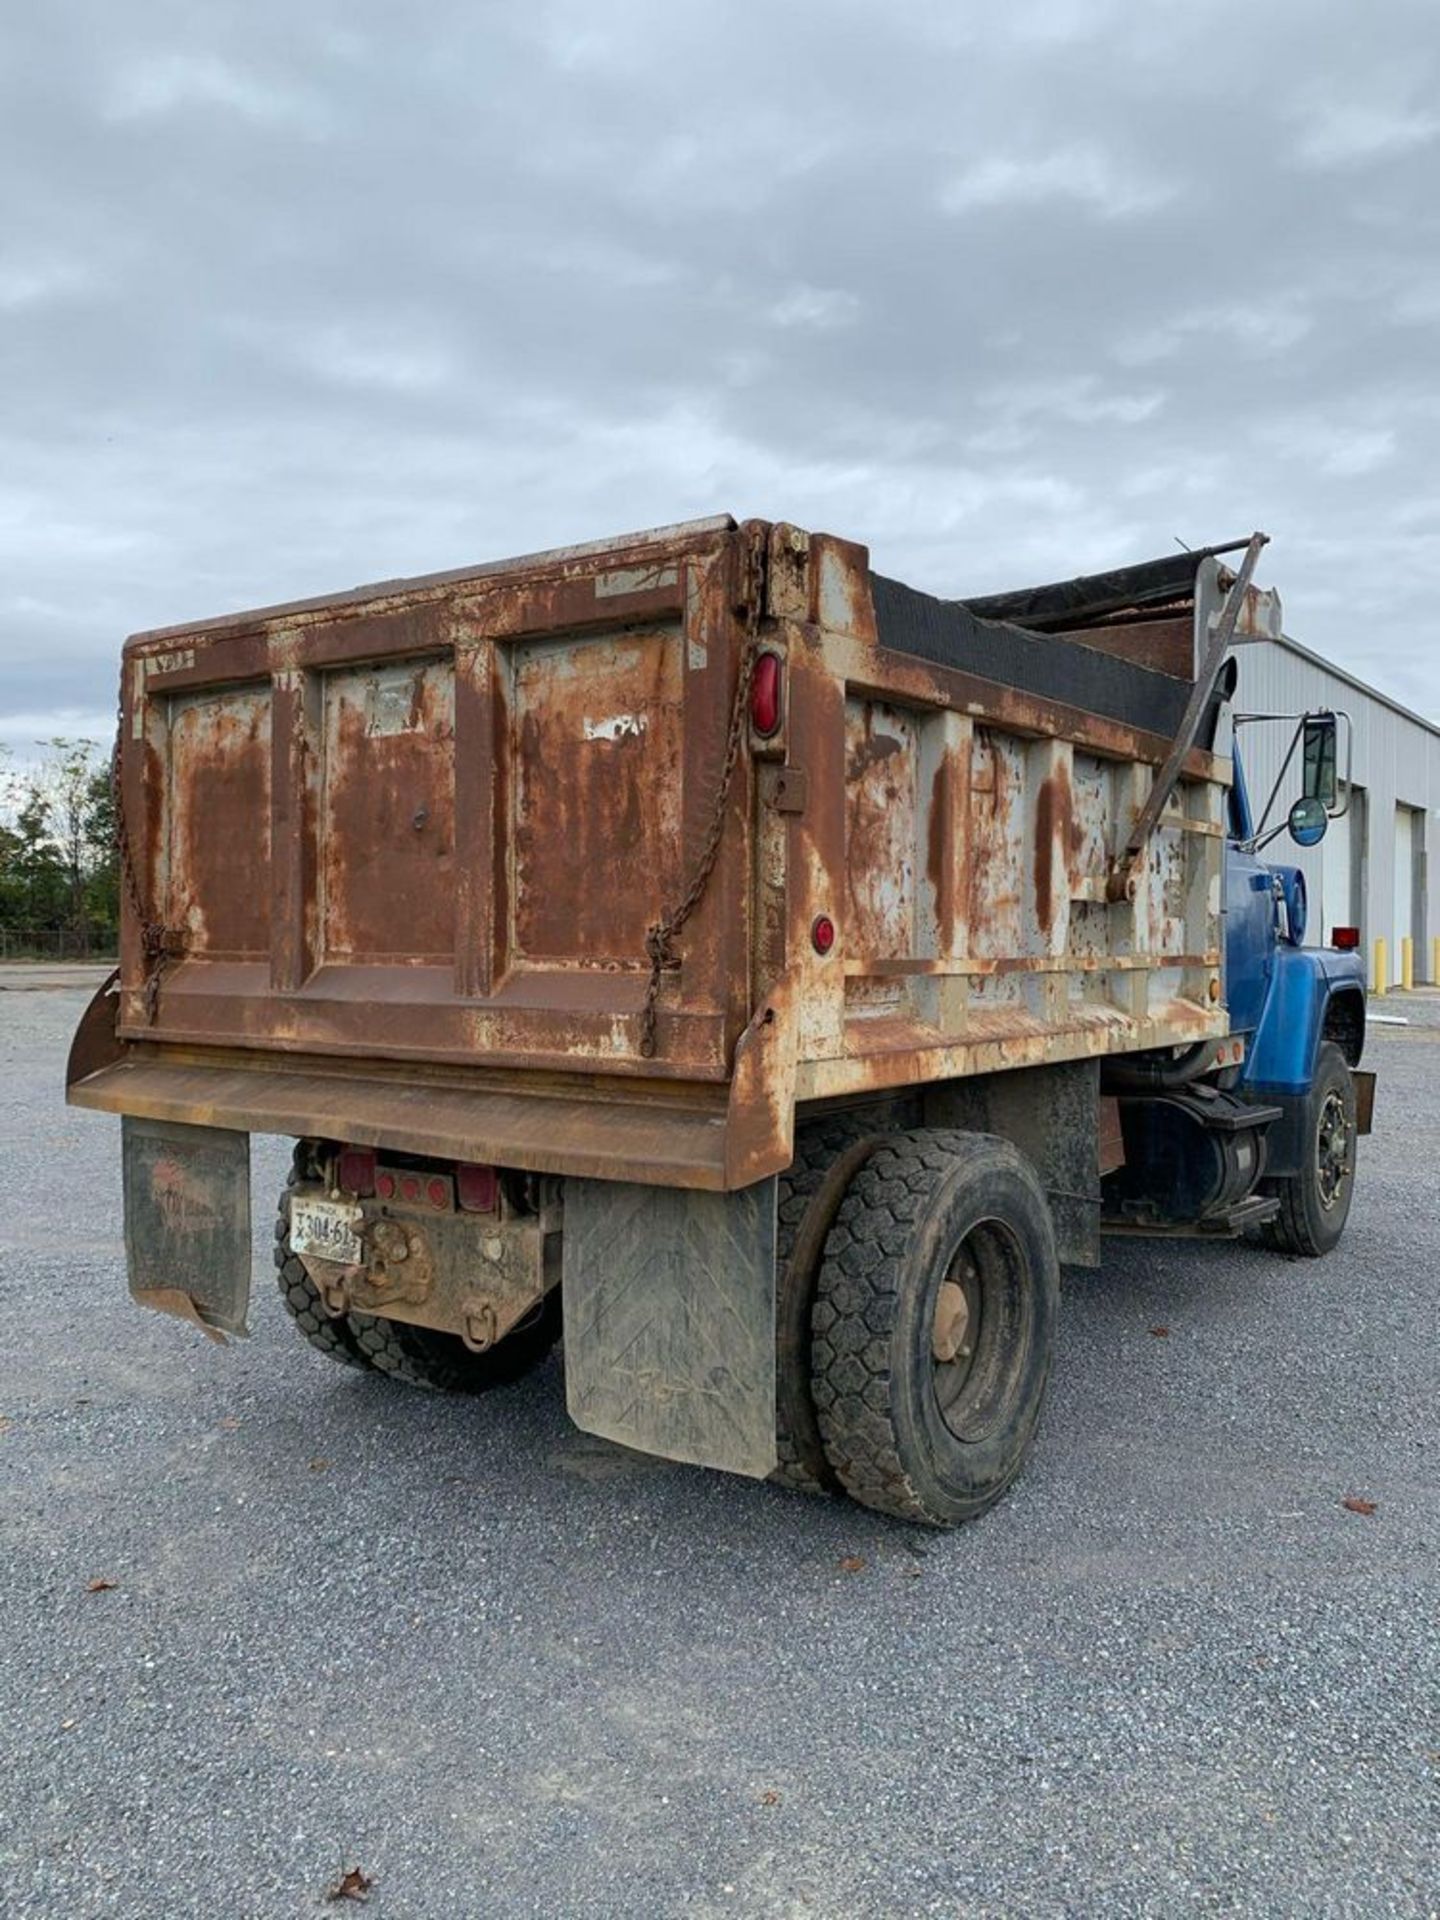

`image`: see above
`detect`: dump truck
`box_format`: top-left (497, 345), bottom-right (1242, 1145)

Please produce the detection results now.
top-left (67, 515), bottom-right (1372, 1526)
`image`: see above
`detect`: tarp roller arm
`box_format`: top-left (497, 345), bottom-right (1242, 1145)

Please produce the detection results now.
top-left (1106, 531), bottom-right (1268, 902)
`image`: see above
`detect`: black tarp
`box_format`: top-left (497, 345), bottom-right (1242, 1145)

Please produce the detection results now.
top-left (869, 570), bottom-right (1192, 739)
top-left (956, 541), bottom-right (1246, 631)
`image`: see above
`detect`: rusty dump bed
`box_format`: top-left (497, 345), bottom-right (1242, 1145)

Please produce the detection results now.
top-left (69, 515), bottom-right (1270, 1189)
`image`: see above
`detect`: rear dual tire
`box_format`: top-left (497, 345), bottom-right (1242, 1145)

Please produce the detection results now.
top-left (274, 1160), bottom-right (561, 1392)
top-left (771, 1115), bottom-right (889, 1494)
top-left (787, 1128), bottom-right (1059, 1528)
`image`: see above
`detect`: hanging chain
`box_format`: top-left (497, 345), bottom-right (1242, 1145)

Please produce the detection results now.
top-left (111, 672), bottom-right (179, 1023)
top-left (639, 529), bottom-right (768, 1059)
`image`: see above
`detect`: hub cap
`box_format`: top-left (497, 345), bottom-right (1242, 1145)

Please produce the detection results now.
top-left (930, 1220), bottom-right (1030, 1446)
top-left (1316, 1090), bottom-right (1352, 1210)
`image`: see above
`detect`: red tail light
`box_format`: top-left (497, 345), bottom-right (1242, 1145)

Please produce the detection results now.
top-left (750, 651), bottom-right (783, 737)
top-left (1332, 926), bottom-right (1360, 950)
top-left (337, 1147), bottom-right (376, 1196)
top-left (457, 1164), bottom-right (499, 1213)
top-left (374, 1164), bottom-right (456, 1209)
top-left (811, 913), bottom-right (836, 956)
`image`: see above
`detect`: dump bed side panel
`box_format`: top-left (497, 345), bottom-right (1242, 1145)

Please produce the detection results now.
top-left (759, 527), bottom-right (1232, 1108)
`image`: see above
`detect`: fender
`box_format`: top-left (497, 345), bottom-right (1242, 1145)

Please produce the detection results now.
top-left (1242, 947), bottom-right (1368, 1177)
top-left (1243, 946), bottom-right (1367, 1096)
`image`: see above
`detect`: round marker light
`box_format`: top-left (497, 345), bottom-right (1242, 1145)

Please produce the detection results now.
top-left (811, 913), bottom-right (836, 956)
top-left (427, 1176), bottom-right (449, 1210)
top-left (376, 1170), bottom-right (396, 1201)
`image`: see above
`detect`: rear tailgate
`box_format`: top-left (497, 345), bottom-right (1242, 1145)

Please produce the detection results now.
top-left (111, 518), bottom-right (755, 1083)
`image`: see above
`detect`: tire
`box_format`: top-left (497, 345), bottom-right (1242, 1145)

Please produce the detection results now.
top-left (1260, 1041), bottom-right (1358, 1257)
top-left (275, 1153), bottom-right (562, 1391)
top-left (350, 1290), bottom-right (562, 1394)
top-left (274, 1170), bottom-right (374, 1373)
top-left (771, 1116), bottom-right (888, 1494)
top-left (811, 1130), bottom-right (1059, 1528)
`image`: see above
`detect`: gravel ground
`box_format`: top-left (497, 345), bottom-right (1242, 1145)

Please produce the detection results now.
top-left (2, 987), bottom-right (1437, 1919)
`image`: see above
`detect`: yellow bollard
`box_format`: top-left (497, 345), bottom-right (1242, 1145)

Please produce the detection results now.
top-left (1401, 936), bottom-right (1414, 992)
top-left (1372, 937), bottom-right (1387, 996)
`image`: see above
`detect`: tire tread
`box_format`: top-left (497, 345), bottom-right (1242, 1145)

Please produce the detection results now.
top-left (771, 1113), bottom-right (889, 1494)
top-left (811, 1129), bottom-right (1053, 1527)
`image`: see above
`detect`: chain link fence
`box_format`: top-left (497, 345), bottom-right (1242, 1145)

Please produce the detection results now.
top-left (0, 927), bottom-right (118, 962)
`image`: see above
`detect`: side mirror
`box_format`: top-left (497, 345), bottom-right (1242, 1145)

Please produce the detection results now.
top-left (1288, 795), bottom-right (1328, 847)
top-left (1301, 713), bottom-right (1338, 809)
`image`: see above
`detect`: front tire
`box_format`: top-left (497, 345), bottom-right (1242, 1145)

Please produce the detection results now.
top-left (1260, 1041), bottom-right (1357, 1257)
top-left (810, 1131), bottom-right (1059, 1528)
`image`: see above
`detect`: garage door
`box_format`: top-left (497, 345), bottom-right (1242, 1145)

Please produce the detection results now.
top-left (1319, 790), bottom-right (1355, 946)
top-left (1393, 805), bottom-right (1416, 986)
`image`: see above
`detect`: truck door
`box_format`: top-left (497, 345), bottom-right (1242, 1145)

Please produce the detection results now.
top-left (1224, 749), bottom-right (1275, 1038)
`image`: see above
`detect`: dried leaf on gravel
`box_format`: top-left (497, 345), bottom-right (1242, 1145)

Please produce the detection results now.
top-left (218, 1416), bottom-right (242, 1430)
top-left (0, 1416), bottom-right (11, 1434)
top-left (1341, 1496), bottom-right (1377, 1516)
top-left (309, 1458), bottom-right (331, 1472)
top-left (85, 1578), bottom-right (117, 1593)
top-left (759, 1789), bottom-right (782, 1806)
top-left (1148, 1326), bottom-right (1170, 1338)
top-left (838, 1556), bottom-right (866, 1574)
top-left (326, 1866), bottom-right (375, 1903)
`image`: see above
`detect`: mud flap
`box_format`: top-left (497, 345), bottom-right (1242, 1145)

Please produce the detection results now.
top-left (121, 1115), bottom-right (252, 1340)
top-left (562, 1176), bottom-right (778, 1479)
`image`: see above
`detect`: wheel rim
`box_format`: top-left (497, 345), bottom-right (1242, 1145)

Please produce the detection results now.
top-left (930, 1217), bottom-right (1032, 1445)
top-left (1315, 1089), bottom-right (1352, 1211)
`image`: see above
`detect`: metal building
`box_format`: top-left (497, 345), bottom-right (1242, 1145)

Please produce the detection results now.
top-left (1224, 632), bottom-right (1440, 990)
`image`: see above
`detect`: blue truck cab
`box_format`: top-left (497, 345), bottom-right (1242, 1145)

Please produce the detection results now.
top-left (1100, 698), bottom-right (1371, 1257)
top-left (1219, 733), bottom-right (1370, 1250)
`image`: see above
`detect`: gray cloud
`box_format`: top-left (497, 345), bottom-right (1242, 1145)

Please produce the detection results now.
top-left (3, 0), bottom-right (1439, 762)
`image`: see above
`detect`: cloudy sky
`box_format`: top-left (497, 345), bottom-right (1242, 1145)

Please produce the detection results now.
top-left (3, 0), bottom-right (1439, 763)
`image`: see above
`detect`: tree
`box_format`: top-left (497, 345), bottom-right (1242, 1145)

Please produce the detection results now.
top-left (0, 738), bottom-right (119, 953)
top-left (84, 765), bottom-right (120, 938)
top-left (39, 739), bottom-right (100, 945)
top-left (3, 785), bottom-right (66, 932)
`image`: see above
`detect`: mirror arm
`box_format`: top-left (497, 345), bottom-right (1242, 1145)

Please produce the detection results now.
top-left (1328, 710), bottom-right (1354, 821)
top-left (1232, 707), bottom-right (1351, 855)
top-left (1237, 716), bottom-right (1305, 854)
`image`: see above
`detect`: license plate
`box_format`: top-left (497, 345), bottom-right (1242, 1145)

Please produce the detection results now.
top-left (291, 1196), bottom-right (365, 1265)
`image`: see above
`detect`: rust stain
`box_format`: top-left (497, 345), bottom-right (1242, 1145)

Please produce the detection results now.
top-left (322, 659), bottom-right (456, 960)
top-left (166, 687), bottom-right (271, 956)
top-left (844, 700), bottom-right (916, 964)
top-left (925, 759), bottom-right (947, 901)
top-left (510, 628), bottom-right (684, 962)
top-left (1033, 763), bottom-right (1072, 936)
top-left (967, 730), bottom-right (1022, 956)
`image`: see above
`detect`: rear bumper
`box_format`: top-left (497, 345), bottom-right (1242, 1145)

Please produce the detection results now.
top-left (69, 1054), bottom-right (740, 1188)
top-left (66, 975), bottom-right (798, 1192)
